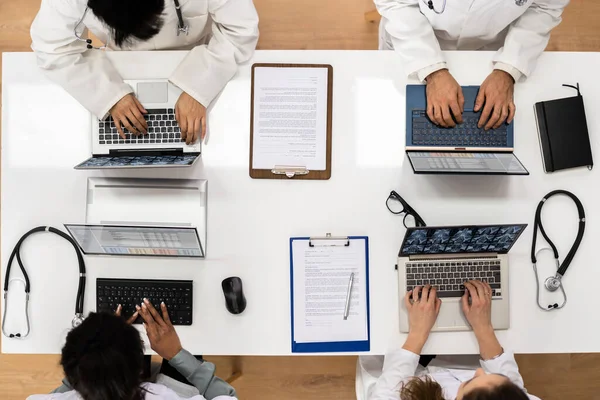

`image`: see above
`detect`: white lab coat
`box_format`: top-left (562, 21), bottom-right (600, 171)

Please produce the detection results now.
top-left (375, 0), bottom-right (569, 81)
top-left (357, 349), bottom-right (541, 400)
top-left (30, 0), bottom-right (259, 118)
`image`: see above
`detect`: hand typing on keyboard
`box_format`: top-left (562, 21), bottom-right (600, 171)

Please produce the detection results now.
top-left (137, 299), bottom-right (183, 360)
top-left (474, 70), bottom-right (516, 131)
top-left (461, 280), bottom-right (494, 333)
top-left (115, 304), bottom-right (139, 325)
top-left (401, 284), bottom-right (441, 354)
top-left (425, 69), bottom-right (464, 128)
top-left (175, 92), bottom-right (206, 145)
top-left (109, 93), bottom-right (148, 138)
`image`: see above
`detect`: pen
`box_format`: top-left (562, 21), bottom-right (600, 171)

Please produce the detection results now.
top-left (343, 272), bottom-right (355, 320)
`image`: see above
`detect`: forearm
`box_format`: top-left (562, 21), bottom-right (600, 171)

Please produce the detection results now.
top-left (493, 0), bottom-right (569, 77)
top-left (168, 349), bottom-right (236, 399)
top-left (169, 0), bottom-right (259, 107)
top-left (30, 0), bottom-right (131, 118)
top-left (402, 332), bottom-right (428, 355)
top-left (474, 326), bottom-right (503, 360)
top-left (374, 0), bottom-right (444, 78)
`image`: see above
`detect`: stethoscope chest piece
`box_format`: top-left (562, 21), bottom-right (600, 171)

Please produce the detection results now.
top-left (544, 276), bottom-right (562, 292)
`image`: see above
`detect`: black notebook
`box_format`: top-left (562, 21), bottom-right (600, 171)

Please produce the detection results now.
top-left (534, 85), bottom-right (593, 173)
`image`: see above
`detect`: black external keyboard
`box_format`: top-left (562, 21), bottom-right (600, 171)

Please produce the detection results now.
top-left (98, 108), bottom-right (184, 145)
top-left (411, 110), bottom-right (508, 147)
top-left (406, 259), bottom-right (502, 298)
top-left (96, 278), bottom-right (193, 325)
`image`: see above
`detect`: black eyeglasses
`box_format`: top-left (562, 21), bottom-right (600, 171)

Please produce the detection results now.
top-left (386, 191), bottom-right (427, 228)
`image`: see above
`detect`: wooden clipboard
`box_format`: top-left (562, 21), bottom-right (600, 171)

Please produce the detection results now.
top-left (249, 63), bottom-right (333, 180)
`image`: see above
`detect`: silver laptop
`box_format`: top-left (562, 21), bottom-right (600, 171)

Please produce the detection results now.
top-left (75, 80), bottom-right (201, 169)
top-left (64, 177), bottom-right (208, 257)
top-left (398, 224), bottom-right (527, 332)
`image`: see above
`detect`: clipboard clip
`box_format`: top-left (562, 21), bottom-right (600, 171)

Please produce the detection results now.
top-left (309, 233), bottom-right (350, 247)
top-left (271, 165), bottom-right (309, 179)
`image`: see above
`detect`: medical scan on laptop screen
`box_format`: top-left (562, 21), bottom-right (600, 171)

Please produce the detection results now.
top-left (400, 224), bottom-right (527, 256)
top-left (65, 224), bottom-right (204, 257)
top-left (406, 152), bottom-right (529, 175)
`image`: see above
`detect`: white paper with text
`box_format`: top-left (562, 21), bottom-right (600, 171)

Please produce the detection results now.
top-left (252, 67), bottom-right (328, 170)
top-left (292, 239), bottom-right (368, 344)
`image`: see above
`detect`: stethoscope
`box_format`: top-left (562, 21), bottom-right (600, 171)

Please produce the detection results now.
top-left (2, 227), bottom-right (87, 339)
top-left (530, 190), bottom-right (585, 311)
top-left (422, 0), bottom-right (527, 14)
top-left (74, 0), bottom-right (189, 50)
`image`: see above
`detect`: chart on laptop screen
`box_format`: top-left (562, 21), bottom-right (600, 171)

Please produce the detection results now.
top-left (65, 224), bottom-right (204, 257)
top-left (400, 225), bottom-right (527, 256)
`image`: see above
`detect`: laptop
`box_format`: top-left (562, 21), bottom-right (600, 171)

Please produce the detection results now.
top-left (65, 177), bottom-right (208, 257)
top-left (75, 80), bottom-right (201, 169)
top-left (405, 85), bottom-right (529, 175)
top-left (397, 224), bottom-right (527, 332)
top-left (65, 224), bottom-right (204, 258)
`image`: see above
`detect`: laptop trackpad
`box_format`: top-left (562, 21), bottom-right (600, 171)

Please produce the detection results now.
top-left (137, 82), bottom-right (168, 103)
top-left (434, 302), bottom-right (470, 331)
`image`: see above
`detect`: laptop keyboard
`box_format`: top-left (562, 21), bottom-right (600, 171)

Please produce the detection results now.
top-left (411, 110), bottom-right (509, 147)
top-left (406, 259), bottom-right (502, 298)
top-left (98, 109), bottom-right (184, 145)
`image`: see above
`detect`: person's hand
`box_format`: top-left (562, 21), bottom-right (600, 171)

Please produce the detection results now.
top-left (405, 285), bottom-right (441, 338)
top-left (425, 69), bottom-right (465, 127)
top-left (109, 93), bottom-right (148, 139)
top-left (474, 70), bottom-right (516, 130)
top-left (137, 299), bottom-right (183, 360)
top-left (175, 92), bottom-right (206, 145)
top-left (115, 304), bottom-right (138, 325)
top-left (461, 280), bottom-right (493, 333)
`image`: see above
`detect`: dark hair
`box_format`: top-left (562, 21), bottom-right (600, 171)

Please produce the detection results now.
top-left (399, 376), bottom-right (530, 400)
top-left (463, 381), bottom-right (530, 400)
top-left (60, 312), bottom-right (145, 400)
top-left (87, 0), bottom-right (165, 47)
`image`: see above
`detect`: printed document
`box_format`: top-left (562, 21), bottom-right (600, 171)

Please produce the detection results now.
top-left (292, 238), bottom-right (368, 344)
top-left (252, 66), bottom-right (328, 170)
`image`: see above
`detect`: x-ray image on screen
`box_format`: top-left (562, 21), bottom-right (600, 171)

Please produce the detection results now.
top-left (400, 224), bottom-right (527, 256)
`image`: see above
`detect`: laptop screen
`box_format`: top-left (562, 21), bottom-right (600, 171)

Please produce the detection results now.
top-left (399, 224), bottom-right (527, 256)
top-left (75, 154), bottom-right (199, 169)
top-left (65, 224), bottom-right (204, 258)
top-left (406, 151), bottom-right (529, 175)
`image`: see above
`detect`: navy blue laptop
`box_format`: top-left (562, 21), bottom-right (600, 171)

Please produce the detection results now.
top-left (405, 85), bottom-right (528, 175)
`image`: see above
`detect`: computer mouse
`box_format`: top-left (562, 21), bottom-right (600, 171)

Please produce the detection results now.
top-left (221, 277), bottom-right (247, 315)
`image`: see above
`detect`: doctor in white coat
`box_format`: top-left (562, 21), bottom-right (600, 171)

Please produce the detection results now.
top-left (30, 0), bottom-right (259, 144)
top-left (375, 0), bottom-right (569, 130)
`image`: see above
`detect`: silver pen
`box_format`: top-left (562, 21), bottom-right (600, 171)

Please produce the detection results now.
top-left (343, 272), bottom-right (355, 320)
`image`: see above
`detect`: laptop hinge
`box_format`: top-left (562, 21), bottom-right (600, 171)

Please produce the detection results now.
top-left (107, 148), bottom-right (187, 157)
top-left (408, 252), bottom-right (498, 261)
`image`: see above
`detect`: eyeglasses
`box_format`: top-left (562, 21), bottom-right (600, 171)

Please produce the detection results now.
top-left (385, 191), bottom-right (427, 228)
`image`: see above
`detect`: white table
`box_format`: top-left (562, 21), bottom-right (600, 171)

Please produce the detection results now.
top-left (2, 50), bottom-right (600, 356)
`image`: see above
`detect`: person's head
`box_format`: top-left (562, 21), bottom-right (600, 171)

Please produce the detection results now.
top-left (400, 369), bottom-right (530, 400)
top-left (87, 0), bottom-right (166, 47)
top-left (60, 312), bottom-right (145, 400)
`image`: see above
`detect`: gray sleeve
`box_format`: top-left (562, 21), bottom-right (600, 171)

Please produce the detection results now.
top-left (50, 378), bottom-right (72, 394)
top-left (168, 349), bottom-right (237, 399)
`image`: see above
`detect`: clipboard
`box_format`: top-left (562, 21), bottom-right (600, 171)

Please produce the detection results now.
top-left (249, 64), bottom-right (333, 180)
top-left (289, 234), bottom-right (371, 353)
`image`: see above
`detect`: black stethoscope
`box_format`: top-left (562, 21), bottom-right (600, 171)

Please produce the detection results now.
top-left (74, 0), bottom-right (189, 50)
top-left (423, 0), bottom-right (528, 14)
top-left (2, 227), bottom-right (87, 339)
top-left (531, 190), bottom-right (585, 311)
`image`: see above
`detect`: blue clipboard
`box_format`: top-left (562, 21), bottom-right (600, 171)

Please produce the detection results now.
top-left (290, 235), bottom-right (371, 353)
